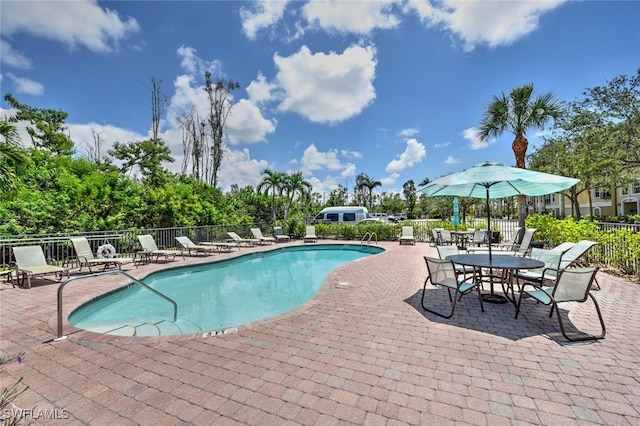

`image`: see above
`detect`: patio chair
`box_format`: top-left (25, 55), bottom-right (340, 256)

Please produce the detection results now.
top-left (175, 236), bottom-right (220, 256)
top-left (304, 226), bottom-right (318, 243)
top-left (514, 247), bottom-right (567, 292)
top-left (70, 237), bottom-right (134, 273)
top-left (251, 228), bottom-right (276, 245)
top-left (137, 234), bottom-right (184, 262)
top-left (273, 226), bottom-right (291, 243)
top-left (469, 229), bottom-right (487, 246)
top-left (12, 245), bottom-right (69, 289)
top-left (436, 245), bottom-right (475, 279)
top-left (421, 256), bottom-right (484, 318)
top-left (515, 267), bottom-right (605, 341)
top-left (559, 240), bottom-right (601, 289)
top-left (492, 226), bottom-right (523, 252)
top-left (439, 229), bottom-right (454, 245)
top-left (509, 228), bottom-right (537, 257)
top-left (226, 231), bottom-right (259, 247)
top-left (399, 226), bottom-right (416, 245)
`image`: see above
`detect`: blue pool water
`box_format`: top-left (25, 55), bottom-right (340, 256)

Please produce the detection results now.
top-left (69, 244), bottom-right (383, 336)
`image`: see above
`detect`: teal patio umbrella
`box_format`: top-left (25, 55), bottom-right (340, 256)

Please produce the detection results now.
top-left (418, 162), bottom-right (579, 259)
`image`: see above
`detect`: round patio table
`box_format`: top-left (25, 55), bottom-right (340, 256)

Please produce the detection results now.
top-left (446, 254), bottom-right (544, 304)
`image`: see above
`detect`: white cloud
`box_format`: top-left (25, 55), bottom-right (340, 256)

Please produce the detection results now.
top-left (274, 44), bottom-right (377, 124)
top-left (303, 0), bottom-right (401, 34)
top-left (434, 141), bottom-right (451, 148)
top-left (0, 40), bottom-right (31, 69)
top-left (226, 99), bottom-right (277, 144)
top-left (0, 0), bottom-right (139, 53)
top-left (6, 73), bottom-right (44, 96)
top-left (246, 72), bottom-right (278, 104)
top-left (301, 144), bottom-right (353, 173)
top-left (397, 127), bottom-right (419, 138)
top-left (406, 0), bottom-right (566, 51)
top-left (385, 138), bottom-right (426, 173)
top-left (217, 148), bottom-right (270, 190)
top-left (240, 0), bottom-right (290, 40)
top-left (444, 156), bottom-right (461, 164)
top-left (463, 127), bottom-right (492, 150)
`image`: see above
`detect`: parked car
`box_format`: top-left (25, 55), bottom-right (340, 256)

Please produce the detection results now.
top-left (391, 213), bottom-right (407, 222)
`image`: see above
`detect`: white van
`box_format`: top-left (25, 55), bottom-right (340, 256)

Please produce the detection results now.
top-left (311, 206), bottom-right (369, 224)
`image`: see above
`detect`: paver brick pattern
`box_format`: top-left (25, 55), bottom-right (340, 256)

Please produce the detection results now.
top-left (1, 240), bottom-right (639, 425)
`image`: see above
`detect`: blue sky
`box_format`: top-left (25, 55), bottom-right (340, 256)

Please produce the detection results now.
top-left (1, 1), bottom-right (638, 197)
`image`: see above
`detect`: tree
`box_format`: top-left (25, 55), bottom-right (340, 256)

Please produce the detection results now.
top-left (355, 173), bottom-right (381, 212)
top-left (402, 180), bottom-right (417, 218)
top-left (478, 84), bottom-right (563, 226)
top-left (282, 171), bottom-right (312, 224)
top-left (257, 169), bottom-right (286, 224)
top-left (204, 72), bottom-right (240, 188)
top-left (108, 139), bottom-right (174, 187)
top-left (0, 121), bottom-right (28, 196)
top-left (4, 93), bottom-right (75, 156)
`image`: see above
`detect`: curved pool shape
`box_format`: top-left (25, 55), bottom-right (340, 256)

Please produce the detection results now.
top-left (69, 244), bottom-right (383, 337)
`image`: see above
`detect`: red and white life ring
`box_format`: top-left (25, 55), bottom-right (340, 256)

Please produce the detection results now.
top-left (97, 243), bottom-right (116, 259)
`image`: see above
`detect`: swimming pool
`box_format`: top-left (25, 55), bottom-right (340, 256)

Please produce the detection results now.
top-left (69, 244), bottom-right (383, 337)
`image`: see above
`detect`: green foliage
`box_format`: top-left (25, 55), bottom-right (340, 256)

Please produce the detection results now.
top-left (525, 214), bottom-right (601, 246)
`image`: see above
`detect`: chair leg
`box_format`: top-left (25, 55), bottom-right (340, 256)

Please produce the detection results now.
top-left (555, 295), bottom-right (606, 341)
top-left (421, 280), bottom-right (456, 319)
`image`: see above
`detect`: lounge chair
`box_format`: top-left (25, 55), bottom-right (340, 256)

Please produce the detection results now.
top-left (137, 234), bottom-right (183, 262)
top-left (227, 231), bottom-right (259, 247)
top-left (399, 226), bottom-right (416, 245)
top-left (515, 267), bottom-right (605, 341)
top-left (273, 226), bottom-right (291, 243)
top-left (13, 245), bottom-right (69, 289)
top-left (70, 237), bottom-right (134, 273)
top-left (250, 228), bottom-right (276, 245)
top-left (304, 226), bottom-right (318, 243)
top-left (421, 256), bottom-right (484, 318)
top-left (175, 236), bottom-right (220, 256)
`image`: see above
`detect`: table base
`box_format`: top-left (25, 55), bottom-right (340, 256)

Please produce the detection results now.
top-left (481, 293), bottom-right (509, 304)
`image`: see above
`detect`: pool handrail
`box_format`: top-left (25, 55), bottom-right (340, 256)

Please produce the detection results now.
top-left (56, 270), bottom-right (178, 340)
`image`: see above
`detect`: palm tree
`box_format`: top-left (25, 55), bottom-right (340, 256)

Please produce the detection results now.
top-left (282, 171), bottom-right (312, 225)
top-left (257, 169), bottom-right (287, 224)
top-left (478, 84), bottom-right (563, 225)
top-left (0, 121), bottom-right (27, 196)
top-left (356, 173), bottom-right (382, 212)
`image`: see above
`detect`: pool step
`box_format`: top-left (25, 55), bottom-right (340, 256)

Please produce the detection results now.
top-left (83, 319), bottom-right (202, 337)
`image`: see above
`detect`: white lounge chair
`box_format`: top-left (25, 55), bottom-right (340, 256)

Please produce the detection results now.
top-left (13, 245), bottom-right (69, 289)
top-left (226, 231), bottom-right (259, 247)
top-left (399, 226), bottom-right (416, 245)
top-left (304, 226), bottom-right (318, 243)
top-left (137, 234), bottom-right (183, 262)
top-left (70, 237), bottom-right (134, 273)
top-left (273, 227), bottom-right (291, 243)
top-left (250, 228), bottom-right (276, 245)
top-left (175, 236), bottom-right (220, 256)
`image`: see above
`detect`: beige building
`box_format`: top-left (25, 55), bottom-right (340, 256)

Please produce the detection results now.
top-left (538, 180), bottom-right (640, 218)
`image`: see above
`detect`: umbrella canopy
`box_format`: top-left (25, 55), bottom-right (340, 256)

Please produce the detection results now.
top-left (418, 162), bottom-right (580, 259)
top-left (418, 161), bottom-right (580, 199)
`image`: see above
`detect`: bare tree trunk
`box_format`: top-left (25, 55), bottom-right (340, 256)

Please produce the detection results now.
top-left (204, 71), bottom-right (239, 188)
top-left (149, 77), bottom-right (165, 142)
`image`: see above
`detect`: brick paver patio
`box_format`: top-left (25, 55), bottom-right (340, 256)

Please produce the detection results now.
top-left (1, 240), bottom-right (639, 425)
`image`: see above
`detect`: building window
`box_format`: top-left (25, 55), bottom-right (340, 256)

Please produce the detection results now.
top-left (544, 193), bottom-right (556, 203)
top-left (595, 187), bottom-right (611, 199)
top-left (633, 181), bottom-right (640, 194)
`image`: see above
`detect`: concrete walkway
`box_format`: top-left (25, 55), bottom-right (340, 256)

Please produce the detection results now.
top-left (1, 241), bottom-right (639, 425)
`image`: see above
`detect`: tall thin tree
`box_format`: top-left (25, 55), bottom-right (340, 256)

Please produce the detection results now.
top-left (204, 71), bottom-right (239, 188)
top-left (478, 84), bottom-right (563, 226)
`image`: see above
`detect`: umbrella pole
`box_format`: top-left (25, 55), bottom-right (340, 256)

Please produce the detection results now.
top-left (485, 188), bottom-right (492, 262)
